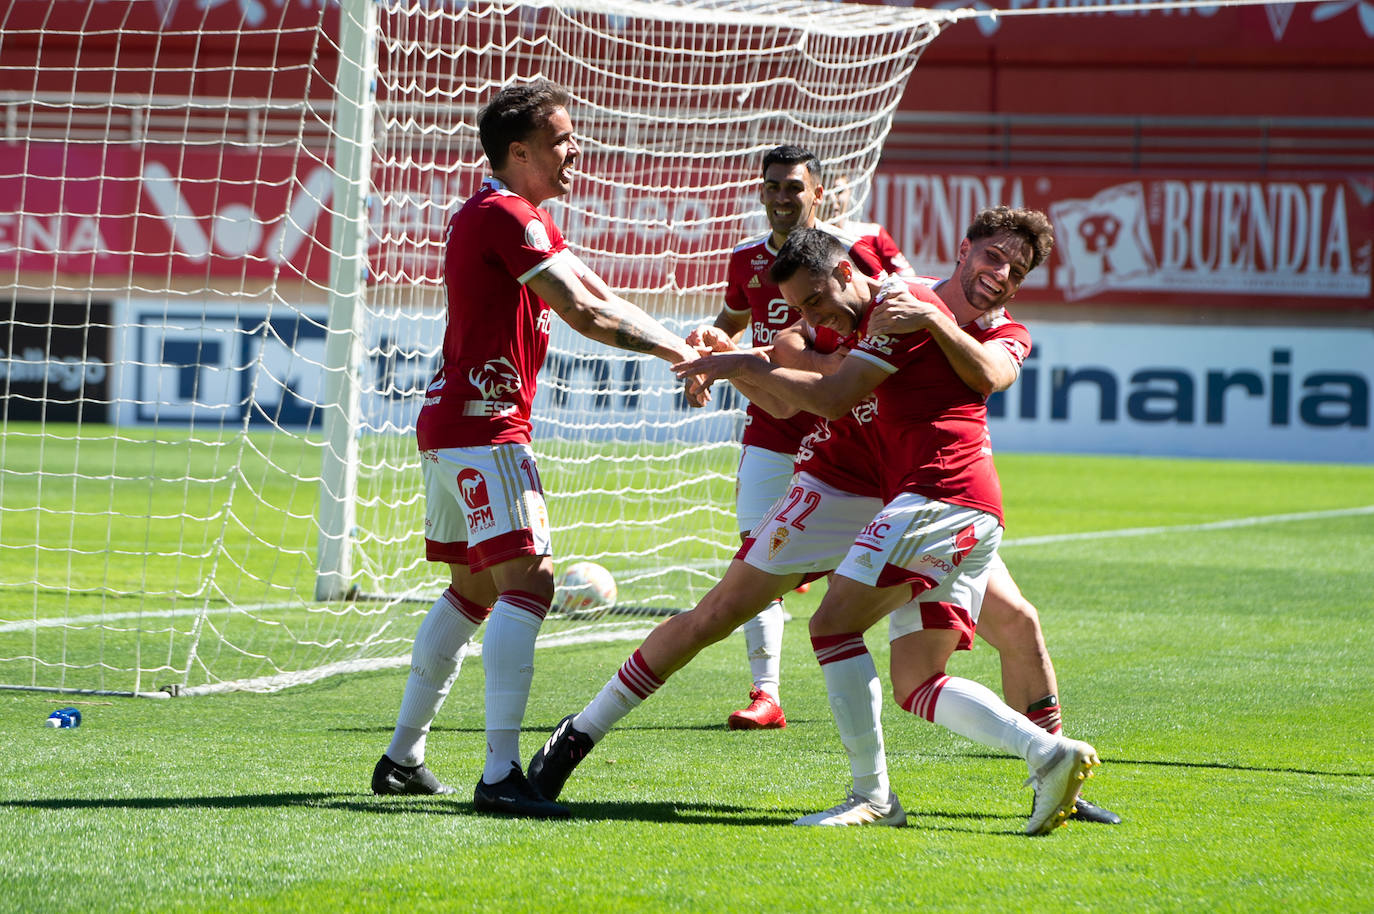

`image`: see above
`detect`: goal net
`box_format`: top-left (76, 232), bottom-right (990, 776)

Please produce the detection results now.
top-left (0, 0), bottom-right (946, 696)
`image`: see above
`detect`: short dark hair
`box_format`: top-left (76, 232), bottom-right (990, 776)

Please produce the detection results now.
top-left (761, 144), bottom-right (821, 182)
top-left (966, 206), bottom-right (1055, 272)
top-left (478, 79), bottom-right (572, 170)
top-left (769, 227), bottom-right (848, 286)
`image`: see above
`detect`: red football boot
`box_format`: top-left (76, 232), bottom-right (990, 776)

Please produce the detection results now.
top-left (727, 688), bottom-right (787, 730)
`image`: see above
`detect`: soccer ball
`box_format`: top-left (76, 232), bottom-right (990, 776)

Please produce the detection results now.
top-left (554, 561), bottom-right (617, 620)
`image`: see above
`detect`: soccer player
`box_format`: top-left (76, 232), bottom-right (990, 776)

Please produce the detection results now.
top-left (672, 213), bottom-right (1103, 835)
top-left (711, 145), bottom-right (914, 730)
top-left (369, 79), bottom-right (706, 819)
top-left (820, 172), bottom-right (913, 279)
top-left (529, 212), bottom-right (1112, 833)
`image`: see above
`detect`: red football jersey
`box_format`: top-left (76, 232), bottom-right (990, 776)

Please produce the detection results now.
top-left (793, 308), bottom-right (882, 498)
top-left (849, 288), bottom-right (1032, 523)
top-left (721, 220), bottom-right (912, 456)
top-left (416, 178), bottom-right (572, 450)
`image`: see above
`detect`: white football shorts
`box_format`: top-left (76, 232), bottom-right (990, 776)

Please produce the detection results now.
top-left (734, 444), bottom-right (797, 535)
top-left (421, 443), bottom-right (552, 572)
top-left (738, 471), bottom-right (883, 578)
top-left (832, 492), bottom-right (1003, 650)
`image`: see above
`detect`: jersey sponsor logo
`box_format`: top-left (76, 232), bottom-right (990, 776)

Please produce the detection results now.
top-left (747, 275), bottom-right (761, 288)
top-left (456, 468), bottom-right (495, 531)
top-left (468, 357), bottom-right (522, 400)
top-left (751, 253), bottom-right (769, 270)
top-left (768, 526), bottom-right (790, 559)
top-left (524, 218), bottom-right (551, 252)
top-left (537, 308), bottom-right (553, 335)
top-left (851, 397), bottom-right (879, 424)
top-left (861, 333), bottom-right (896, 355)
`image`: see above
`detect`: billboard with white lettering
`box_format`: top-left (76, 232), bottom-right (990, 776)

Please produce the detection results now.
top-left (869, 170), bottom-right (1373, 313)
top-left (1, 300), bottom-right (111, 423)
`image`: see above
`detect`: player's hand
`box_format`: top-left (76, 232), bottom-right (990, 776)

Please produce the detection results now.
top-left (685, 325), bottom-right (737, 355)
top-left (867, 289), bottom-right (943, 336)
top-left (671, 351), bottom-right (756, 388)
top-left (671, 347), bottom-right (712, 408)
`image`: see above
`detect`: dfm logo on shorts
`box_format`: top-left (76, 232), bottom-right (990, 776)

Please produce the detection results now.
top-left (457, 468), bottom-right (495, 531)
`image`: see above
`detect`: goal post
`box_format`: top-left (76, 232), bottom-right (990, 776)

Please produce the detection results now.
top-left (0, 0), bottom-right (948, 695)
top-left (316, 0), bottom-right (379, 603)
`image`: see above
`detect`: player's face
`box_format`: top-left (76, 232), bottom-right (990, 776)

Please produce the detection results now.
top-left (956, 231), bottom-right (1034, 311)
top-left (519, 106), bottom-right (580, 202)
top-left (777, 260), bottom-right (864, 336)
top-left (823, 175), bottom-right (852, 224)
top-left (760, 162), bottom-right (822, 240)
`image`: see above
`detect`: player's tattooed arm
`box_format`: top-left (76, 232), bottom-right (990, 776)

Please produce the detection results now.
top-left (528, 255), bottom-right (710, 406)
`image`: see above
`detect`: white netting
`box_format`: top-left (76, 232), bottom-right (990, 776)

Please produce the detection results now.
top-left (0, 0), bottom-right (945, 695)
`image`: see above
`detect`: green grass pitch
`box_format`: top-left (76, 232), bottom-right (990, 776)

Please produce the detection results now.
top-left (1, 451), bottom-right (1372, 912)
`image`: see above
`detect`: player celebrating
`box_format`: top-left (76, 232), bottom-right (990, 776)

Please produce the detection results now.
top-left (369, 79), bottom-right (706, 819)
top-left (710, 145), bottom-right (914, 731)
top-left (673, 213), bottom-right (1102, 835)
top-left (529, 213), bottom-right (1112, 833)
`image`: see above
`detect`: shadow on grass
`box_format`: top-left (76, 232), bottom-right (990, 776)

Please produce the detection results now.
top-left (939, 750), bottom-right (1373, 780)
top-left (0, 792), bottom-right (1032, 833)
top-left (334, 720), bottom-right (821, 736)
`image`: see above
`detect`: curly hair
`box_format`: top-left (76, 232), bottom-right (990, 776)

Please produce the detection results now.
top-left (966, 206), bottom-right (1055, 272)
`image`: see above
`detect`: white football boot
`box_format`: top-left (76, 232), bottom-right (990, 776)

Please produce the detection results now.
top-left (793, 791), bottom-right (907, 827)
top-left (1025, 739), bottom-right (1100, 835)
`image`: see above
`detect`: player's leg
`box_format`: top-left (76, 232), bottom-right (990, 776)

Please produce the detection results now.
top-left (796, 574), bottom-right (912, 827)
top-left (886, 538), bottom-right (1098, 836)
top-left (427, 443), bottom-right (567, 818)
top-left (730, 445), bottom-right (796, 728)
top-left (977, 557), bottom-right (1058, 727)
top-left (373, 562), bottom-right (496, 795)
top-left (374, 450), bottom-right (498, 796)
top-left (528, 559), bottom-right (799, 801)
top-left (979, 560), bottom-right (1121, 825)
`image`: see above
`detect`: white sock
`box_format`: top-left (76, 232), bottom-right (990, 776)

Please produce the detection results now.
top-left (480, 592), bottom-right (547, 784)
top-left (386, 588), bottom-right (486, 766)
top-left (742, 599), bottom-right (785, 701)
top-left (905, 673), bottom-right (1060, 769)
top-left (813, 634), bottom-right (889, 803)
top-left (574, 648), bottom-right (663, 742)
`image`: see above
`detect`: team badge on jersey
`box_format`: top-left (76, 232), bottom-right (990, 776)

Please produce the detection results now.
top-left (524, 219), bottom-right (551, 251)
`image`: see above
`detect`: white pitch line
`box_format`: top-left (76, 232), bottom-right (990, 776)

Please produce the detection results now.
top-left (1003, 504), bottom-right (1374, 548)
top-left (6, 505), bottom-right (1370, 634)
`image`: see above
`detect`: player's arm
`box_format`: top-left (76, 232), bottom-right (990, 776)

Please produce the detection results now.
top-left (673, 349), bottom-right (885, 421)
top-left (866, 291), bottom-right (1018, 396)
top-left (529, 257), bottom-right (698, 366)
